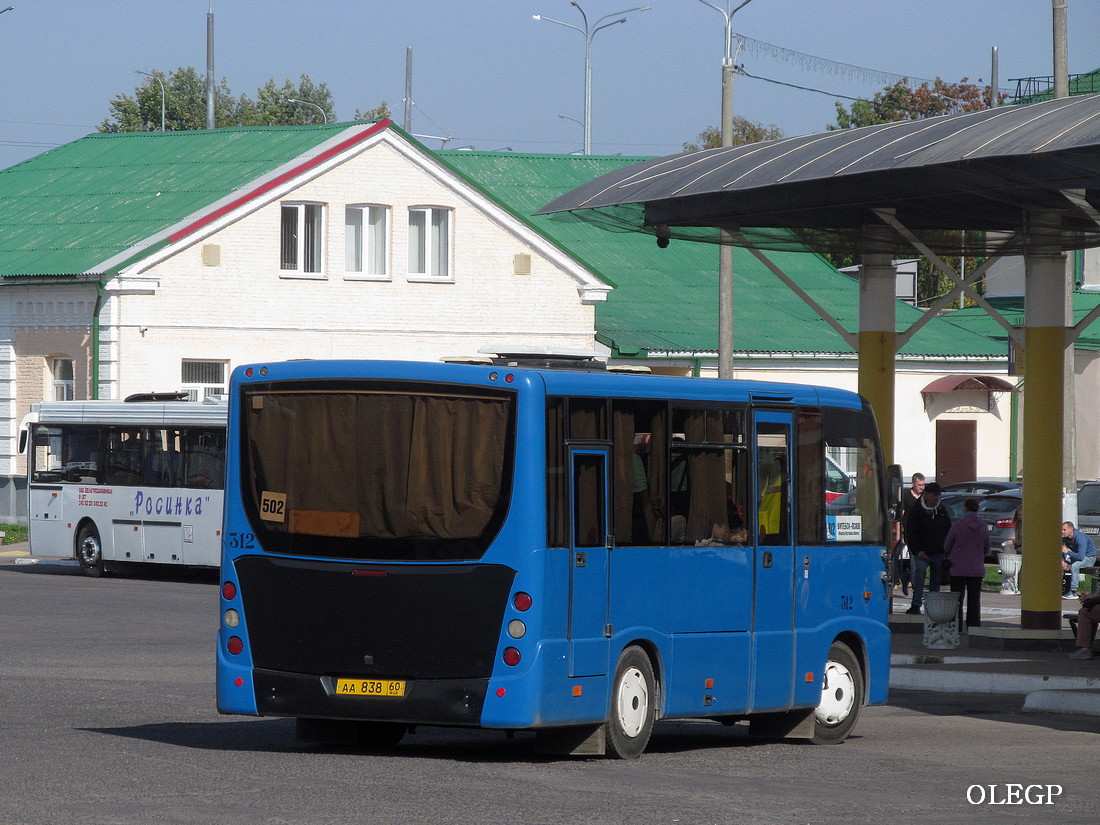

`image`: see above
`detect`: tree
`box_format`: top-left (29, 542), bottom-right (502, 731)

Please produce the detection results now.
top-left (354, 101), bottom-right (392, 123)
top-left (99, 69), bottom-right (341, 132)
top-left (683, 116), bottom-right (783, 152)
top-left (830, 77), bottom-right (1001, 131)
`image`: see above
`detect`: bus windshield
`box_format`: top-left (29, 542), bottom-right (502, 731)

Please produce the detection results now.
top-left (241, 381), bottom-right (516, 561)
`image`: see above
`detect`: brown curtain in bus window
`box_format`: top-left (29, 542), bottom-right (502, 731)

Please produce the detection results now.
top-left (612, 408), bottom-right (636, 544)
top-left (250, 392), bottom-right (507, 540)
top-left (573, 453), bottom-right (603, 547)
top-left (546, 400), bottom-right (566, 547)
top-left (684, 411), bottom-right (728, 543)
top-left (647, 409), bottom-right (668, 544)
top-left (797, 412), bottom-right (825, 544)
top-left (405, 395), bottom-right (508, 538)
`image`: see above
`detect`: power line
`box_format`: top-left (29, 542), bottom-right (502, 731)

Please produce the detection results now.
top-left (738, 69), bottom-right (862, 101)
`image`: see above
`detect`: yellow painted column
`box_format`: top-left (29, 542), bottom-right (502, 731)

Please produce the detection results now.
top-left (857, 227), bottom-right (897, 464)
top-left (1020, 216), bottom-right (1069, 629)
top-left (858, 330), bottom-right (896, 464)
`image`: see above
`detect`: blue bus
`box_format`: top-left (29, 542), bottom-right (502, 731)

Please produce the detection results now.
top-left (216, 356), bottom-right (900, 757)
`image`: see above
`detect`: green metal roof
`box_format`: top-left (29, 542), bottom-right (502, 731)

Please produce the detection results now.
top-left (435, 150), bottom-right (1004, 360)
top-left (0, 124), bottom-right (356, 277)
top-left (945, 291), bottom-right (1100, 353)
top-left (0, 123), bottom-right (1005, 360)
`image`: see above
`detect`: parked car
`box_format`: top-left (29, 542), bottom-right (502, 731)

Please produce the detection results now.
top-left (1077, 482), bottom-right (1100, 538)
top-left (941, 481), bottom-right (1021, 495)
top-left (976, 489), bottom-right (1022, 560)
top-left (938, 493), bottom-right (972, 521)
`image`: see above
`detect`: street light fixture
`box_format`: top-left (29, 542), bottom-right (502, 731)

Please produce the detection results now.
top-left (288, 98), bottom-right (328, 124)
top-left (135, 70), bottom-right (166, 132)
top-left (534, 2), bottom-right (650, 155)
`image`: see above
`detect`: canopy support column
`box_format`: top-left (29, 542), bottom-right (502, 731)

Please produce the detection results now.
top-left (858, 224), bottom-right (897, 464)
top-left (1021, 211), bottom-right (1069, 629)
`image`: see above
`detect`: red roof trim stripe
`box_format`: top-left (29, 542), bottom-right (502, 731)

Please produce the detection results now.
top-left (167, 119), bottom-right (391, 244)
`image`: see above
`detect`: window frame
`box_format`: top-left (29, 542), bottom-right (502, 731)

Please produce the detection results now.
top-left (280, 202), bottom-right (325, 278)
top-left (407, 205), bottom-right (452, 282)
top-left (344, 203), bottom-right (390, 280)
top-left (51, 356), bottom-right (74, 401)
top-left (181, 360), bottom-right (228, 402)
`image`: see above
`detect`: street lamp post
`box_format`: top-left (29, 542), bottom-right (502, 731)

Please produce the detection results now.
top-left (135, 70), bottom-right (166, 132)
top-left (534, 2), bottom-right (649, 155)
top-left (697, 0), bottom-right (755, 379)
top-left (288, 98), bottom-right (328, 124)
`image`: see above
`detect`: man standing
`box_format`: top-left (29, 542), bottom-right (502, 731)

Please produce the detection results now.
top-left (893, 473), bottom-right (925, 596)
top-left (1062, 521), bottom-right (1097, 598)
top-left (904, 481), bottom-right (952, 615)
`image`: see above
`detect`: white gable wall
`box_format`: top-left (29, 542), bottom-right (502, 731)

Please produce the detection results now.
top-left (110, 138), bottom-right (599, 395)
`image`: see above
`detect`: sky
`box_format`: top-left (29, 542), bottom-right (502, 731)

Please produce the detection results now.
top-left (0, 0), bottom-right (1098, 170)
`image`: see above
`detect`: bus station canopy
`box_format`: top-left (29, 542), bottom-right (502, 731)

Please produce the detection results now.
top-left (536, 95), bottom-right (1100, 257)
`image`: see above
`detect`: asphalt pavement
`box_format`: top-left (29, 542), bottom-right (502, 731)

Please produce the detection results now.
top-left (6, 540), bottom-right (1100, 717)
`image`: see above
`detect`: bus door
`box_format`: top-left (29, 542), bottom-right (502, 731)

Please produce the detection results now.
top-left (27, 425), bottom-right (70, 556)
top-left (751, 411), bottom-right (795, 710)
top-left (567, 447), bottom-right (611, 678)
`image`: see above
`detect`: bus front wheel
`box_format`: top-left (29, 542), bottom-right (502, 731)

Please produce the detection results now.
top-left (812, 641), bottom-right (863, 744)
top-left (76, 524), bottom-right (105, 578)
top-left (606, 646), bottom-right (656, 759)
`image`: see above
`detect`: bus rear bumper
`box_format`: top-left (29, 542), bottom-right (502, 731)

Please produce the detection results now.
top-left (251, 669), bottom-right (489, 726)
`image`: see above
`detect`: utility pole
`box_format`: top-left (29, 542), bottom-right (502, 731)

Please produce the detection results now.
top-left (205, 1), bottom-right (215, 130)
top-left (1053, 0), bottom-right (1077, 523)
top-left (404, 47), bottom-right (413, 132)
top-left (699, 0), bottom-right (755, 378)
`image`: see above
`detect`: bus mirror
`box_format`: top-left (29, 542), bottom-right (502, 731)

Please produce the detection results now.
top-left (18, 429), bottom-right (27, 454)
top-left (886, 464), bottom-right (904, 520)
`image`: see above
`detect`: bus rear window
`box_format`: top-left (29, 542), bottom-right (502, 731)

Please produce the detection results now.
top-left (242, 383), bottom-right (515, 561)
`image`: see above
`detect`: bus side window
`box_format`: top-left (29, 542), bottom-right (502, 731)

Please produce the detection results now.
top-left (105, 429), bottom-right (144, 486)
top-left (184, 429), bottom-right (225, 489)
top-left (144, 428), bottom-right (182, 487)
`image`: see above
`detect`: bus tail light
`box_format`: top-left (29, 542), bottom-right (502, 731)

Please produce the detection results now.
top-left (227, 636), bottom-right (244, 655)
top-left (513, 592), bottom-right (532, 611)
top-left (503, 647), bottom-right (521, 666)
top-left (224, 609), bottom-right (240, 628)
top-left (222, 581), bottom-right (237, 600)
top-left (508, 619), bottom-right (526, 639)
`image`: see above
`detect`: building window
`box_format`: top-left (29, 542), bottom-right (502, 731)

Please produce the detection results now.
top-left (181, 360), bottom-right (227, 401)
top-left (280, 203), bottom-right (323, 274)
top-left (408, 207), bottom-right (451, 279)
top-left (345, 205), bottom-right (388, 277)
top-left (51, 357), bottom-right (74, 401)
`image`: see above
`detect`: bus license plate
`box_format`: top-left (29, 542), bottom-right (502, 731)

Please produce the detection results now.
top-left (335, 678), bottom-right (406, 698)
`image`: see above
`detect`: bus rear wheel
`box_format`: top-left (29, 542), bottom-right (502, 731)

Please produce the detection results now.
top-left (812, 641), bottom-right (863, 744)
top-left (76, 524), bottom-right (105, 578)
top-left (606, 646), bottom-right (656, 759)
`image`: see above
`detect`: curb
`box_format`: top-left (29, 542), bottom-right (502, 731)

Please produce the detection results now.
top-left (1023, 689), bottom-right (1100, 715)
top-left (889, 664), bottom-right (1100, 695)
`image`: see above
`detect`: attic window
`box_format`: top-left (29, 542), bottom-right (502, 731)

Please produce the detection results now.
top-left (281, 203), bottom-right (323, 275)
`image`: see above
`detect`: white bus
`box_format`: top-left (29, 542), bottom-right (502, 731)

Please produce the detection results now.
top-left (19, 395), bottom-right (226, 576)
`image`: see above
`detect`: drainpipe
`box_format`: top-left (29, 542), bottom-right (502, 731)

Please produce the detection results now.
top-left (91, 280), bottom-right (106, 400)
